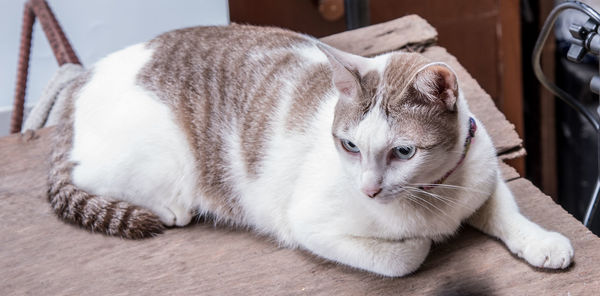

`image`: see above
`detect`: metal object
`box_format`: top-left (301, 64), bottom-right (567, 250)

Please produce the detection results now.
top-left (533, 1), bottom-right (600, 227)
top-left (11, 1), bottom-right (35, 135)
top-left (10, 0), bottom-right (81, 134)
top-left (567, 19), bottom-right (600, 61)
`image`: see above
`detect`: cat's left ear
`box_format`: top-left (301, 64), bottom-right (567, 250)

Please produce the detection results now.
top-left (413, 63), bottom-right (458, 111)
top-left (316, 43), bottom-right (372, 99)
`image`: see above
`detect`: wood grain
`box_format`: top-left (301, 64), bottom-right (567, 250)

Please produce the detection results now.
top-left (499, 161), bottom-right (520, 181)
top-left (320, 14), bottom-right (438, 56)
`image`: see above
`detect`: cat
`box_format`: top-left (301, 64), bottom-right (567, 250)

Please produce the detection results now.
top-left (47, 24), bottom-right (573, 277)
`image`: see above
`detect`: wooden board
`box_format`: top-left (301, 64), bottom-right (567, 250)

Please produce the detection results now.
top-left (1, 129), bottom-right (598, 295)
top-left (499, 161), bottom-right (520, 181)
top-left (320, 14), bottom-right (438, 56)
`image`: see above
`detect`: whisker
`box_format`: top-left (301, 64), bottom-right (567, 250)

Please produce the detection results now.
top-left (404, 188), bottom-right (461, 213)
top-left (403, 190), bottom-right (459, 224)
top-left (408, 186), bottom-right (478, 212)
top-left (381, 183), bottom-right (485, 214)
top-left (410, 183), bottom-right (488, 195)
top-left (404, 193), bottom-right (438, 216)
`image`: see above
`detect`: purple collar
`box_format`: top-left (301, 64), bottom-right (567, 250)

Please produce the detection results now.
top-left (420, 117), bottom-right (477, 190)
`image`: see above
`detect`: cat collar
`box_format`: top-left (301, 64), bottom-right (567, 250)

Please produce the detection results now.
top-left (420, 117), bottom-right (477, 190)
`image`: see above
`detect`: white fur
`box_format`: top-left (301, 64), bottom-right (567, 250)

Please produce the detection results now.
top-left (70, 43), bottom-right (197, 226)
top-left (69, 40), bottom-right (573, 277)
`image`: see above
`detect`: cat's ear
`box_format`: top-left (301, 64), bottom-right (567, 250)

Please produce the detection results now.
top-left (317, 44), bottom-right (369, 99)
top-left (413, 63), bottom-right (458, 111)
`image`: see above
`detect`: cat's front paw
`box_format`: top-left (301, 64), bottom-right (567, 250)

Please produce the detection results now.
top-left (153, 203), bottom-right (193, 227)
top-left (518, 231), bottom-right (573, 269)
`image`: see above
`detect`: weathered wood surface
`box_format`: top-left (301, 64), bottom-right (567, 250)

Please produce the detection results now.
top-left (320, 16), bottom-right (524, 159)
top-left (499, 161), bottom-right (519, 181)
top-left (1, 129), bottom-right (598, 295)
top-left (320, 14), bottom-right (438, 56)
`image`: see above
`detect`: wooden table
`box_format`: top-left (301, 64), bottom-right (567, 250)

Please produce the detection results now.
top-left (2, 15), bottom-right (599, 295)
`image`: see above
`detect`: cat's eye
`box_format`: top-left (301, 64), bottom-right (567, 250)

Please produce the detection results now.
top-left (392, 145), bottom-right (416, 160)
top-left (341, 139), bottom-right (360, 153)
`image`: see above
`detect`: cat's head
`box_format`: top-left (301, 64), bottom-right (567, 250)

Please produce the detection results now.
top-left (319, 44), bottom-right (465, 202)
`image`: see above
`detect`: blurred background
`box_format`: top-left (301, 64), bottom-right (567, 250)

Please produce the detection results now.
top-left (2, 0), bottom-right (600, 233)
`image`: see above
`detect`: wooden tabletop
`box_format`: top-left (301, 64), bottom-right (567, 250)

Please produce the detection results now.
top-left (1, 15), bottom-right (598, 295)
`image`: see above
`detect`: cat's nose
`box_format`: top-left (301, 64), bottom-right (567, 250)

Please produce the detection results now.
top-left (362, 187), bottom-right (382, 198)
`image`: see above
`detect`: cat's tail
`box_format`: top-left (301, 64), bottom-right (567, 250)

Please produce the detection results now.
top-left (47, 136), bottom-right (164, 239)
top-left (46, 82), bottom-right (164, 239)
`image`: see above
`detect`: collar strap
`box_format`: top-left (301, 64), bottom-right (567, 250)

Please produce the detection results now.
top-left (420, 117), bottom-right (477, 190)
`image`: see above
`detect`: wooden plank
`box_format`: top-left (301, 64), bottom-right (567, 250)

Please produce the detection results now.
top-left (320, 14), bottom-right (438, 56)
top-left (0, 129), bottom-right (50, 193)
top-left (498, 147), bottom-right (527, 161)
top-left (499, 161), bottom-right (520, 181)
top-left (1, 129), bottom-right (598, 295)
top-left (421, 46), bottom-right (524, 158)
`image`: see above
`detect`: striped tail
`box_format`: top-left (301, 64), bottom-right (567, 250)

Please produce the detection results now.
top-left (47, 85), bottom-right (164, 239)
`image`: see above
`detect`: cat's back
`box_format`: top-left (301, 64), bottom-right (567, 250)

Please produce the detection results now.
top-left (147, 24), bottom-right (314, 54)
top-left (137, 24), bottom-right (336, 177)
top-left (138, 24), bottom-right (329, 117)
top-left (69, 24), bottom-right (336, 226)
top-left (138, 24), bottom-right (337, 220)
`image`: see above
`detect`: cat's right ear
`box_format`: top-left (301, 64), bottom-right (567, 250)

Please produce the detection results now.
top-left (317, 44), bottom-right (364, 99)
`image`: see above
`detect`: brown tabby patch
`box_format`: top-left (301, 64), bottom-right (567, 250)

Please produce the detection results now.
top-left (138, 25), bottom-right (313, 222)
top-left (332, 53), bottom-right (459, 150)
top-left (360, 70), bottom-right (381, 106)
top-left (383, 53), bottom-right (459, 150)
top-left (332, 70), bottom-right (382, 134)
top-left (286, 64), bottom-right (332, 132)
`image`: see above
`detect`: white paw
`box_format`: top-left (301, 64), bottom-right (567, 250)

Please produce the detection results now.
top-left (153, 204), bottom-right (193, 227)
top-left (518, 232), bottom-right (574, 269)
top-left (376, 238), bottom-right (432, 277)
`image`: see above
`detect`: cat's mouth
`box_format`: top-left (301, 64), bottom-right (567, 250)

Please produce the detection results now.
top-left (373, 194), bottom-right (396, 204)
top-left (374, 185), bottom-right (431, 204)
top-left (372, 186), bottom-right (406, 204)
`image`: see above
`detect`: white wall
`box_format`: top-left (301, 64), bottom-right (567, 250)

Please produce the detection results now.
top-left (0, 0), bottom-right (229, 136)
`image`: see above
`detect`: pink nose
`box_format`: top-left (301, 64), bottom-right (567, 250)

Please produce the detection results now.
top-left (362, 187), bottom-right (382, 198)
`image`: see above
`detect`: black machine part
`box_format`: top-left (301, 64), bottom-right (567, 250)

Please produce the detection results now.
top-left (533, 0), bottom-right (600, 227)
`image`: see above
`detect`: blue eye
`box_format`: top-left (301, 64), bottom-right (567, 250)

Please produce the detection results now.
top-left (392, 145), bottom-right (416, 159)
top-left (341, 139), bottom-right (360, 153)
